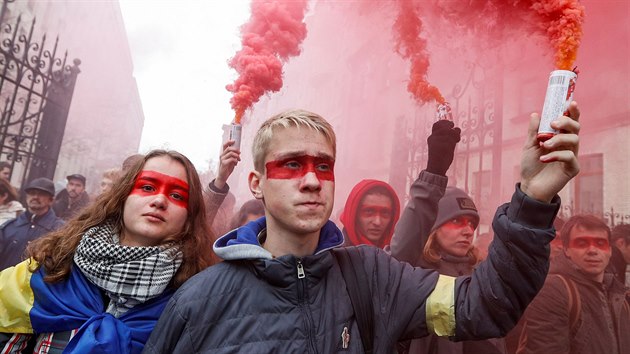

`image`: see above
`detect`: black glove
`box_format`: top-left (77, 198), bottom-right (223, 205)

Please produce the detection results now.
top-left (426, 120), bottom-right (461, 176)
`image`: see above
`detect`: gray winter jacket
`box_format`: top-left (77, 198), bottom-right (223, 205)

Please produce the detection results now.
top-left (144, 186), bottom-right (559, 353)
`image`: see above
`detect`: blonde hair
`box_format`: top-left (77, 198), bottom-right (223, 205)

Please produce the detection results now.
top-left (423, 230), bottom-right (479, 266)
top-left (252, 109), bottom-right (336, 172)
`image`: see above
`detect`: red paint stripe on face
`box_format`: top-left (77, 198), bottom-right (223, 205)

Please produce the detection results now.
top-left (569, 236), bottom-right (610, 251)
top-left (265, 155), bottom-right (335, 181)
top-left (130, 170), bottom-right (190, 209)
top-left (359, 205), bottom-right (393, 219)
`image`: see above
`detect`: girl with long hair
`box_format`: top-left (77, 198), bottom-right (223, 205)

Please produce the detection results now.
top-left (0, 150), bottom-right (215, 353)
top-left (0, 178), bottom-right (24, 224)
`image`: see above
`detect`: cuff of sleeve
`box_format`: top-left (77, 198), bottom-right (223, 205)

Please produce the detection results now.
top-left (208, 179), bottom-right (229, 194)
top-left (419, 170), bottom-right (448, 188)
top-left (507, 183), bottom-right (560, 229)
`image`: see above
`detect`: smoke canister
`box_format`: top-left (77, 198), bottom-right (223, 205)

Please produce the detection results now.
top-left (537, 69), bottom-right (578, 141)
top-left (436, 102), bottom-right (453, 120)
top-left (229, 123), bottom-right (242, 151)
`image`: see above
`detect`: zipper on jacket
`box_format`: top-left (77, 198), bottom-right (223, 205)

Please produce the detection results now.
top-left (296, 258), bottom-right (318, 353)
top-left (297, 259), bottom-right (305, 279)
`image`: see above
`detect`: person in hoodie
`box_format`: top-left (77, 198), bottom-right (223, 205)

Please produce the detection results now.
top-left (340, 179), bottom-right (400, 248)
top-left (0, 150), bottom-right (214, 354)
top-left (144, 105), bottom-right (581, 353)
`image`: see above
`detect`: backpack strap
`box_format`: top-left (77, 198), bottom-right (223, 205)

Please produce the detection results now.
top-left (333, 247), bottom-right (374, 354)
top-left (552, 274), bottom-right (581, 335)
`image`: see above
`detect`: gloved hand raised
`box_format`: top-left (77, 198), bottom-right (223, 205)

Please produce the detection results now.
top-left (426, 120), bottom-right (461, 176)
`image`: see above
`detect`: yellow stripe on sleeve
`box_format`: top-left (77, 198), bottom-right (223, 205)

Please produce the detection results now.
top-left (426, 274), bottom-right (456, 337)
top-left (0, 259), bottom-right (37, 333)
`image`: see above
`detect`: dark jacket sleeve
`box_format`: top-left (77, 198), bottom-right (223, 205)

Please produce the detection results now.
top-left (452, 185), bottom-right (559, 340)
top-left (389, 170), bottom-right (447, 264)
top-left (142, 299), bottom-right (194, 354)
top-left (515, 276), bottom-right (572, 354)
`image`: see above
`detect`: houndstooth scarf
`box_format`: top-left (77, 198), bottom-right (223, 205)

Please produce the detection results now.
top-left (73, 220), bottom-right (183, 317)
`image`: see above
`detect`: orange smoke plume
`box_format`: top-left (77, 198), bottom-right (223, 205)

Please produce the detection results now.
top-left (226, 0), bottom-right (308, 124)
top-left (393, 0), bottom-right (444, 105)
top-left (530, 0), bottom-right (585, 70)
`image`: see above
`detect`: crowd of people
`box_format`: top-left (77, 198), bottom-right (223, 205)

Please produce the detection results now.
top-left (0, 102), bottom-right (628, 354)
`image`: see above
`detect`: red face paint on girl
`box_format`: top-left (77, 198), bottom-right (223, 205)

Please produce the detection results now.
top-left (130, 170), bottom-right (189, 209)
top-left (265, 155), bottom-right (335, 181)
top-left (569, 236), bottom-right (610, 251)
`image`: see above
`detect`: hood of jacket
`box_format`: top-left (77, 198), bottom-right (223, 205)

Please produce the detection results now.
top-left (213, 216), bottom-right (344, 261)
top-left (339, 179), bottom-right (401, 248)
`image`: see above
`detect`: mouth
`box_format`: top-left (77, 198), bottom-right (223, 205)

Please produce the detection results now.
top-left (143, 212), bottom-right (165, 222)
top-left (298, 201), bottom-right (323, 208)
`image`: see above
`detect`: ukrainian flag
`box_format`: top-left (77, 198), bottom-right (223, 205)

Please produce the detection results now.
top-left (0, 259), bottom-right (171, 353)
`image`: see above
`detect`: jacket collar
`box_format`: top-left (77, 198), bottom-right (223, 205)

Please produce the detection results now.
top-left (213, 216), bottom-right (344, 261)
top-left (14, 209), bottom-right (60, 230)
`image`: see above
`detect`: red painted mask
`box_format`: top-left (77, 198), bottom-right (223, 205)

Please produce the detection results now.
top-left (265, 154), bottom-right (335, 181)
top-left (569, 236), bottom-right (610, 251)
top-left (130, 170), bottom-right (189, 209)
top-left (359, 205), bottom-right (393, 219)
top-left (441, 216), bottom-right (478, 231)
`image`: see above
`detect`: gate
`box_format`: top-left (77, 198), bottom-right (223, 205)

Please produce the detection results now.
top-left (0, 0), bottom-right (80, 187)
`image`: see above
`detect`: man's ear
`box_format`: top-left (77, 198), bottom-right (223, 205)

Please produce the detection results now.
top-left (248, 170), bottom-right (263, 200)
top-left (614, 238), bottom-right (625, 249)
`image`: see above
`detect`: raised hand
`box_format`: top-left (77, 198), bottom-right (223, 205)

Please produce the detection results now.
top-left (426, 119), bottom-right (461, 176)
top-left (520, 101), bottom-right (580, 203)
top-left (214, 140), bottom-right (241, 189)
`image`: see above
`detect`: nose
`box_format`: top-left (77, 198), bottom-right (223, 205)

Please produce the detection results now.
top-left (149, 193), bottom-right (167, 210)
top-left (462, 224), bottom-right (474, 237)
top-left (299, 171), bottom-right (322, 192)
top-left (372, 215), bottom-right (383, 226)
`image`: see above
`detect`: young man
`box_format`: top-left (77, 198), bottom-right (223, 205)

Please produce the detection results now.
top-left (515, 215), bottom-right (630, 354)
top-left (145, 105), bottom-right (581, 353)
top-left (340, 179), bottom-right (400, 248)
top-left (52, 173), bottom-right (91, 221)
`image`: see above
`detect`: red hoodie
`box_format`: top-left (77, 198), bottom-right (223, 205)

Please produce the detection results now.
top-left (340, 179), bottom-right (401, 248)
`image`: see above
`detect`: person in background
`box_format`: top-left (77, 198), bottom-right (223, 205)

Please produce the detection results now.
top-left (99, 168), bottom-right (122, 196)
top-left (340, 179), bottom-right (400, 248)
top-left (396, 187), bottom-right (507, 354)
top-left (122, 153), bottom-right (145, 172)
top-left (610, 223), bottom-right (630, 286)
top-left (206, 140), bottom-right (240, 239)
top-left (0, 150), bottom-right (214, 353)
top-left (515, 215), bottom-right (630, 354)
top-left (144, 103), bottom-right (581, 353)
top-left (0, 177), bottom-right (25, 225)
top-left (0, 161), bottom-right (11, 181)
top-left (229, 198), bottom-right (265, 230)
top-left (52, 174), bottom-right (91, 221)
top-left (0, 178), bottom-right (63, 270)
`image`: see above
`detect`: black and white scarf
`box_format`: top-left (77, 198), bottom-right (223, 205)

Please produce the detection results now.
top-left (73, 220), bottom-right (183, 317)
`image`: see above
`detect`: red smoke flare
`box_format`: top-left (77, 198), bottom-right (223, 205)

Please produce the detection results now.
top-left (393, 0), bottom-right (445, 105)
top-left (530, 0), bottom-right (585, 70)
top-left (226, 0), bottom-right (308, 123)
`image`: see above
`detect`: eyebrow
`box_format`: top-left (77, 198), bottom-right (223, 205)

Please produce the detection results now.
top-left (270, 151), bottom-right (335, 161)
top-left (136, 175), bottom-right (188, 190)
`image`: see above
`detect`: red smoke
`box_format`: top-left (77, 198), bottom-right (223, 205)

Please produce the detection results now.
top-left (393, 0), bottom-right (445, 105)
top-left (226, 0), bottom-right (308, 124)
top-left (530, 0), bottom-right (585, 70)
